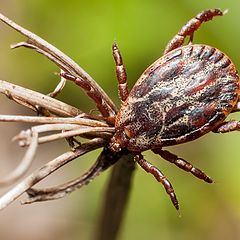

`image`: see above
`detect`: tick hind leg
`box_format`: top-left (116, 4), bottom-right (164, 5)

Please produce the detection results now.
top-left (153, 149), bottom-right (213, 183)
top-left (164, 9), bottom-right (225, 54)
top-left (213, 120), bottom-right (240, 133)
top-left (213, 101), bottom-right (240, 133)
top-left (112, 43), bottom-right (129, 102)
top-left (134, 154), bottom-right (179, 210)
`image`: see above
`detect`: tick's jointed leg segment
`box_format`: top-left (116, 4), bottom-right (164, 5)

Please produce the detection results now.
top-left (112, 43), bottom-right (129, 102)
top-left (213, 120), bottom-right (240, 133)
top-left (153, 149), bottom-right (213, 183)
top-left (164, 9), bottom-right (224, 54)
top-left (60, 72), bottom-right (112, 117)
top-left (134, 154), bottom-right (179, 210)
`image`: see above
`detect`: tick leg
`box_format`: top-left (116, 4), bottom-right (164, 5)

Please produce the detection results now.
top-left (134, 154), bottom-right (179, 210)
top-left (232, 101), bottom-right (240, 113)
top-left (153, 149), bottom-right (213, 183)
top-left (213, 120), bottom-right (240, 133)
top-left (112, 42), bottom-right (129, 102)
top-left (60, 72), bottom-right (114, 117)
top-left (164, 9), bottom-right (224, 54)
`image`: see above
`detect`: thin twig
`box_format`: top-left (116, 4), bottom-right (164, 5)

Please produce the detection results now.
top-left (0, 80), bottom-right (81, 117)
top-left (0, 130), bottom-right (38, 187)
top-left (95, 153), bottom-right (136, 240)
top-left (13, 124), bottom-right (114, 147)
top-left (13, 124), bottom-right (82, 147)
top-left (22, 148), bottom-right (118, 203)
top-left (1, 123), bottom-right (112, 186)
top-left (48, 69), bottom-right (66, 98)
top-left (37, 126), bottom-right (114, 144)
top-left (0, 138), bottom-right (105, 210)
top-left (0, 13), bottom-right (118, 117)
top-left (0, 115), bottom-right (108, 127)
top-left (0, 12), bottom-right (136, 240)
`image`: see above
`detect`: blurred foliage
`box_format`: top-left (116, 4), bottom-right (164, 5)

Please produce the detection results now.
top-left (0, 0), bottom-right (240, 240)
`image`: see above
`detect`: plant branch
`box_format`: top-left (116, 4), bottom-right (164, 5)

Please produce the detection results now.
top-left (22, 147), bottom-right (122, 203)
top-left (0, 12), bottom-right (136, 240)
top-left (0, 130), bottom-right (38, 187)
top-left (95, 153), bottom-right (136, 240)
top-left (31, 125), bottom-right (113, 145)
top-left (0, 13), bottom-right (118, 117)
top-left (0, 138), bottom-right (105, 210)
top-left (0, 80), bottom-right (81, 117)
top-left (0, 115), bottom-right (108, 127)
top-left (48, 70), bottom-right (66, 98)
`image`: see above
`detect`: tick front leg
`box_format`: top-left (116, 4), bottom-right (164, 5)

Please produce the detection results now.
top-left (112, 43), bottom-right (129, 102)
top-left (60, 72), bottom-right (113, 117)
top-left (164, 9), bottom-right (224, 54)
top-left (213, 120), bottom-right (240, 133)
top-left (134, 154), bottom-right (179, 210)
top-left (153, 149), bottom-right (213, 183)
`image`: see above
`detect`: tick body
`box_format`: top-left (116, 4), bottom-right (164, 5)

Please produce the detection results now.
top-left (113, 44), bottom-right (239, 152)
top-left (62, 9), bottom-right (240, 210)
top-left (109, 9), bottom-right (240, 210)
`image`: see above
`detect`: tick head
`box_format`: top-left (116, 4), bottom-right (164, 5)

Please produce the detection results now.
top-left (109, 126), bottom-right (133, 152)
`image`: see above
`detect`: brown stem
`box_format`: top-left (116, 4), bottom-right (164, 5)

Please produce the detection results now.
top-left (0, 13), bottom-right (118, 117)
top-left (0, 138), bottom-right (105, 210)
top-left (94, 152), bottom-right (135, 240)
top-left (0, 12), bottom-right (136, 240)
top-left (0, 80), bottom-right (81, 117)
top-left (0, 115), bottom-right (108, 127)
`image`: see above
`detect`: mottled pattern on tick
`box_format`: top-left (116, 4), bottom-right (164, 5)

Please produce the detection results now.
top-left (114, 44), bottom-right (240, 151)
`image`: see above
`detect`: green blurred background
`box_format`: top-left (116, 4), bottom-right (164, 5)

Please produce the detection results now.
top-left (0, 0), bottom-right (240, 240)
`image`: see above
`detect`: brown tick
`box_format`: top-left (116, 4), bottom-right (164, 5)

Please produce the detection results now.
top-left (62, 9), bottom-right (240, 210)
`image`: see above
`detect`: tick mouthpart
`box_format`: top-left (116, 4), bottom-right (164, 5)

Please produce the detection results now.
top-left (109, 127), bottom-right (130, 152)
top-left (109, 142), bottom-right (122, 152)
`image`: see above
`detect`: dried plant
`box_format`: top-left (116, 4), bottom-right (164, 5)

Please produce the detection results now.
top-left (0, 13), bottom-right (135, 240)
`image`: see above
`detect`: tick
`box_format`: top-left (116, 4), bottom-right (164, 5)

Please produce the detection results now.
top-left (62, 9), bottom-right (240, 210)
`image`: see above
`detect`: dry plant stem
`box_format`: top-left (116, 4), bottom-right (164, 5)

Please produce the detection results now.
top-left (24, 160), bottom-right (104, 203)
top-left (0, 138), bottom-right (105, 210)
top-left (0, 13), bottom-right (117, 117)
top-left (0, 80), bottom-right (81, 117)
top-left (0, 12), bottom-right (135, 240)
top-left (0, 131), bottom-right (38, 187)
top-left (14, 124), bottom-right (114, 147)
top-left (95, 153), bottom-right (135, 240)
top-left (34, 126), bottom-right (114, 145)
top-left (0, 121), bottom-right (112, 188)
top-left (48, 70), bottom-right (66, 98)
top-left (23, 147), bottom-right (121, 203)
top-left (0, 115), bottom-right (108, 127)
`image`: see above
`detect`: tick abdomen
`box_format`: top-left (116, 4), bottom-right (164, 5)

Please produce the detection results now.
top-left (115, 44), bottom-right (239, 151)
